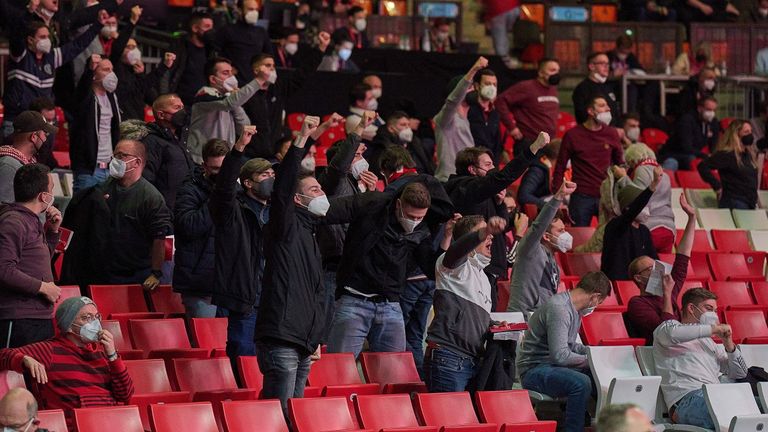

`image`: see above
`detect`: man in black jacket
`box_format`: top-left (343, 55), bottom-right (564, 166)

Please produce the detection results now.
top-left (445, 131), bottom-right (550, 310)
top-left (168, 11), bottom-right (216, 106)
top-left (216, 0), bottom-right (272, 84)
top-left (369, 111), bottom-right (435, 176)
top-left (572, 52), bottom-right (619, 126)
top-left (467, 68), bottom-right (504, 162)
top-left (660, 96), bottom-right (720, 171)
top-left (173, 139), bottom-right (228, 320)
top-left (142, 93), bottom-right (194, 210)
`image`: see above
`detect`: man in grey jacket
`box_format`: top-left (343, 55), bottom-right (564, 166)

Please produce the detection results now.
top-left (187, 57), bottom-right (261, 163)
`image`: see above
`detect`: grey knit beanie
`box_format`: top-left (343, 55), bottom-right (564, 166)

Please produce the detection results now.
top-left (55, 296), bottom-right (95, 332)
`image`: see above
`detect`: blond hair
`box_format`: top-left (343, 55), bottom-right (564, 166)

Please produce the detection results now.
top-left (715, 119), bottom-right (756, 168)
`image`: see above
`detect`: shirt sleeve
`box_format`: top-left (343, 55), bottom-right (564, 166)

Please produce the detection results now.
top-left (0, 218), bottom-right (45, 294)
top-left (545, 307), bottom-right (588, 368)
top-left (653, 320), bottom-right (711, 347)
top-left (714, 345), bottom-right (748, 380)
top-left (108, 357), bottom-right (135, 403)
top-left (0, 340), bottom-right (54, 372)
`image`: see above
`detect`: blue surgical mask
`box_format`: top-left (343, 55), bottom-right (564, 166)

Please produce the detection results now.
top-left (338, 48), bottom-right (352, 61)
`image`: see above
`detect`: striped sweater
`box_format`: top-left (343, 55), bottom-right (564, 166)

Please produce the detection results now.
top-left (0, 335), bottom-right (134, 427)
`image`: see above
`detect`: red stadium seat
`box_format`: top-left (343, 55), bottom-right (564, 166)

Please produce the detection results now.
top-left (88, 284), bottom-right (150, 316)
top-left (752, 282), bottom-right (768, 307)
top-left (148, 285), bottom-right (185, 317)
top-left (286, 112), bottom-right (306, 132)
top-left (307, 353), bottom-right (364, 387)
top-left (222, 400), bottom-right (289, 432)
top-left (677, 281), bottom-right (707, 310)
top-left (720, 117), bottom-right (734, 131)
top-left (129, 318), bottom-right (209, 360)
top-left (743, 252), bottom-right (767, 279)
top-left (191, 318), bottom-right (228, 357)
top-left (0, 370), bottom-right (25, 400)
top-left (125, 359), bottom-right (192, 430)
top-left (676, 229), bottom-right (714, 252)
top-left (685, 252), bottom-right (713, 282)
top-left (289, 397), bottom-right (370, 432)
top-left (708, 281), bottom-right (755, 308)
top-left (74, 406), bottom-right (143, 432)
top-left (724, 310), bottom-right (768, 344)
top-left (565, 227), bottom-right (596, 250)
top-left (149, 402), bottom-right (218, 432)
top-left (360, 352), bottom-right (428, 394)
top-left (414, 392), bottom-right (497, 432)
top-left (711, 230), bottom-right (753, 252)
top-left (475, 390), bottom-right (558, 432)
top-left (676, 171), bottom-right (711, 189)
top-left (665, 170), bottom-right (679, 187)
top-left (614, 281), bottom-right (640, 305)
top-left (556, 111), bottom-right (577, 138)
top-left (101, 320), bottom-right (143, 360)
top-left (355, 394), bottom-right (437, 431)
top-left (580, 312), bottom-right (645, 346)
top-left (640, 128), bottom-right (668, 152)
top-left (37, 409), bottom-right (68, 432)
top-left (708, 253), bottom-right (765, 282)
top-left (563, 253), bottom-right (602, 277)
top-left (236, 356), bottom-right (264, 395)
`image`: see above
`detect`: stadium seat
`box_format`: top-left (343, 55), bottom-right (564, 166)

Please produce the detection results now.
top-left (676, 281), bottom-right (707, 310)
top-left (414, 392), bottom-right (497, 432)
top-left (673, 208), bottom-right (700, 230)
top-left (0, 370), bottom-right (25, 400)
top-left (684, 252), bottom-right (713, 282)
top-left (750, 230), bottom-right (768, 252)
top-left (732, 210), bottom-right (768, 230)
top-left (191, 318), bottom-right (228, 357)
top-left (753, 282), bottom-right (768, 307)
top-left (355, 394), bottom-right (437, 431)
top-left (306, 353), bottom-right (379, 426)
top-left (74, 406), bottom-right (143, 432)
top-left (670, 188), bottom-right (684, 208)
top-left (595, 289), bottom-right (626, 312)
top-left (760, 191), bottom-right (768, 209)
top-left (37, 409), bottom-right (68, 432)
top-left (88, 284), bottom-right (151, 316)
top-left (640, 128), bottom-right (668, 152)
top-left (675, 229), bottom-right (714, 252)
top-left (565, 227), bottom-right (596, 250)
top-left (634, 346), bottom-right (656, 376)
top-left (580, 312), bottom-right (645, 346)
top-left (148, 284), bottom-right (185, 317)
top-left (676, 171), bottom-right (711, 189)
top-left (711, 229), bottom-right (753, 252)
top-left (474, 390), bottom-right (557, 432)
top-left (703, 383), bottom-right (766, 432)
top-left (708, 253), bottom-right (765, 282)
top-left (724, 310), bottom-right (768, 344)
top-left (236, 356), bottom-right (263, 395)
top-left (684, 188), bottom-right (718, 209)
top-left (587, 346), bottom-right (662, 417)
top-left (149, 402), bottom-right (218, 432)
top-left (222, 400), bottom-right (289, 432)
top-left (286, 112), bottom-right (306, 132)
top-left (289, 396), bottom-right (369, 432)
top-left (743, 252), bottom-right (767, 279)
top-left (53, 285), bottom-right (82, 314)
top-left (707, 281), bottom-right (756, 311)
top-left (555, 111), bottom-right (577, 138)
top-left (125, 358), bottom-right (192, 430)
top-left (614, 281), bottom-right (640, 305)
top-left (562, 253), bottom-right (601, 277)
top-left (737, 344), bottom-right (768, 371)
top-left (173, 357), bottom-right (257, 400)
top-left (696, 209), bottom-right (736, 230)
top-left (129, 318), bottom-right (209, 360)
top-left (360, 352), bottom-right (428, 394)
top-left (100, 320), bottom-right (143, 360)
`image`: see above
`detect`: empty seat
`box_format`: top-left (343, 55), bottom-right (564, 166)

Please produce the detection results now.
top-left (614, 281), bottom-right (640, 305)
top-left (360, 352), bottom-right (428, 394)
top-left (673, 208), bottom-right (701, 230)
top-left (676, 171), bottom-right (711, 189)
top-left (74, 406), bottom-right (143, 432)
top-left (732, 209), bottom-right (768, 230)
top-left (704, 383), bottom-right (765, 432)
top-left (634, 346), bottom-right (656, 376)
top-left (355, 394), bottom-right (437, 431)
top-left (685, 188), bottom-right (718, 209)
top-left (708, 253), bottom-right (765, 282)
top-left (737, 344), bottom-right (768, 371)
top-left (724, 310), bottom-right (768, 344)
top-left (173, 357), bottom-right (257, 398)
top-left (191, 318), bottom-right (228, 357)
top-left (124, 358), bottom-right (192, 430)
top-left (750, 231), bottom-right (768, 252)
top-left (580, 312), bottom-right (645, 346)
top-left (236, 356), bottom-right (264, 395)
top-left (676, 229), bottom-right (714, 252)
top-left (565, 227), bottom-right (596, 249)
top-left (475, 390), bottom-right (557, 432)
top-left (708, 281), bottom-right (756, 310)
top-left (101, 320), bottom-right (143, 360)
top-left (753, 282), bottom-right (768, 307)
top-left (88, 284), bottom-right (150, 316)
top-left (697, 209), bottom-right (736, 230)
top-left (711, 229), bottom-right (753, 252)
top-left (0, 370), bottom-right (26, 400)
top-left (587, 346), bottom-right (660, 416)
top-left (563, 253), bottom-right (601, 277)
top-left (222, 400), bottom-right (289, 432)
top-left (414, 392), bottom-right (497, 432)
top-left (37, 409), bottom-right (68, 432)
top-left (149, 402), bottom-right (218, 432)
top-left (307, 352), bottom-right (379, 395)
top-left (288, 396), bottom-right (367, 432)
top-left (148, 284), bottom-right (185, 316)
top-left (129, 318), bottom-right (209, 359)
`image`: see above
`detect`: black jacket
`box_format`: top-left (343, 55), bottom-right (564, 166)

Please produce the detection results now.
top-left (216, 21), bottom-right (271, 84)
top-left (571, 77), bottom-right (619, 126)
top-left (209, 148), bottom-right (268, 314)
top-left (444, 148), bottom-right (536, 277)
top-left (517, 159), bottom-right (551, 208)
top-left (173, 167), bottom-right (216, 297)
top-left (369, 128), bottom-right (435, 176)
top-left (60, 186), bottom-right (112, 288)
top-left (141, 122), bottom-right (194, 210)
top-left (661, 109), bottom-right (720, 158)
top-left (466, 92), bottom-right (503, 162)
top-left (168, 37), bottom-right (216, 106)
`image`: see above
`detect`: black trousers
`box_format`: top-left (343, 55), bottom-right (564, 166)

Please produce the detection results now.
top-left (0, 319), bottom-right (55, 348)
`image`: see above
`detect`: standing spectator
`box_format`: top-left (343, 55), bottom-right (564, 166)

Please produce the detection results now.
top-left (435, 57), bottom-right (488, 182)
top-left (660, 96), bottom-right (720, 171)
top-left (507, 180), bottom-right (577, 315)
top-left (0, 163), bottom-right (62, 348)
top-left (620, 0), bottom-right (677, 20)
top-left (331, 6), bottom-right (369, 49)
top-left (619, 113), bottom-right (641, 149)
top-left (27, 97), bottom-right (60, 170)
top-left (0, 388), bottom-right (41, 432)
top-left (70, 11), bottom-right (118, 86)
top-left (420, 18), bottom-right (456, 53)
top-left (572, 52), bottom-right (619, 125)
top-left (318, 33), bottom-right (359, 73)
top-left (517, 272), bottom-right (613, 432)
top-left (698, 119), bottom-right (759, 209)
top-left (369, 111), bottom-right (435, 176)
top-left (187, 57), bottom-right (261, 164)
top-left (70, 54), bottom-right (122, 193)
top-left (517, 138), bottom-right (560, 209)
top-left (216, 0), bottom-right (272, 83)
top-left (607, 35), bottom-right (644, 113)
top-left (169, 11), bottom-right (216, 106)
top-left (141, 94), bottom-right (194, 211)
top-left (467, 69), bottom-right (503, 162)
top-left (653, 288), bottom-right (748, 429)
top-left (362, 75), bottom-right (384, 113)
top-left (344, 83), bottom-right (379, 141)
top-left (482, 0), bottom-right (521, 68)
top-left (626, 193), bottom-right (696, 344)
top-left (677, 67), bottom-right (718, 117)
top-left (748, 0), bottom-right (768, 21)
top-left (553, 96), bottom-right (624, 227)
top-left (0, 112), bottom-right (57, 203)
top-left (273, 28), bottom-right (301, 69)
top-left (678, 0), bottom-right (740, 26)
top-left (497, 57), bottom-right (561, 157)
top-left (173, 139), bottom-right (227, 320)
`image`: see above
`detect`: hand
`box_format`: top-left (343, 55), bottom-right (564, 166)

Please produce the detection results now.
top-left (129, 5), bottom-right (142, 25)
top-left (323, 113), bottom-right (344, 130)
top-left (711, 323), bottom-right (732, 340)
top-left (235, 125), bottom-right (257, 151)
top-left (359, 171), bottom-right (378, 191)
top-left (611, 165), bottom-right (627, 179)
top-left (700, 4), bottom-right (714, 14)
top-left (662, 274), bottom-right (674, 296)
top-left (471, 56), bottom-right (489, 72)
top-left (514, 212), bottom-right (529, 236)
top-left (300, 116), bottom-right (320, 138)
top-left (98, 9), bottom-right (109, 26)
top-left (679, 192), bottom-right (695, 216)
top-left (39, 281), bottom-right (61, 304)
top-left (495, 189), bottom-right (506, 205)
top-left (132, 60), bottom-right (145, 74)
top-left (649, 165), bottom-right (663, 192)
top-left (510, 127), bottom-right (523, 140)
top-left (555, 178), bottom-right (577, 200)
top-left (316, 31), bottom-right (331, 52)
top-left (358, 110), bottom-right (376, 129)
top-left (716, 188), bottom-right (723, 200)
top-left (530, 131), bottom-right (550, 153)
top-left (27, 0), bottom-right (40, 13)
top-left (646, 1), bottom-right (658, 12)
top-left (726, 3), bottom-right (740, 15)
top-left (142, 274), bottom-right (160, 291)
top-left (45, 205), bottom-right (62, 232)
top-left (22, 356), bottom-right (47, 384)
top-left (90, 54), bottom-right (102, 70)
top-left (310, 345), bottom-right (321, 362)
top-left (163, 52), bottom-right (176, 68)
top-left (98, 329), bottom-right (116, 356)
top-left (485, 216), bottom-right (507, 236)
top-left (444, 213), bottom-right (462, 238)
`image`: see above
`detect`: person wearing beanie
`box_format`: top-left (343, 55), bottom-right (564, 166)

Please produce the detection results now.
top-left (600, 165), bottom-right (664, 280)
top-left (0, 296), bottom-right (134, 430)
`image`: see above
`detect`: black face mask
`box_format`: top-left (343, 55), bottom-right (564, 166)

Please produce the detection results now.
top-left (170, 108), bottom-right (188, 128)
top-left (695, 54), bottom-right (708, 63)
top-left (741, 134), bottom-right (754, 146)
top-left (547, 73), bottom-right (561, 86)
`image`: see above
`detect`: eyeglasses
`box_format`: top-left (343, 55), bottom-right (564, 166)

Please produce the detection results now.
top-left (2, 415), bottom-right (39, 432)
top-left (76, 313), bottom-right (102, 323)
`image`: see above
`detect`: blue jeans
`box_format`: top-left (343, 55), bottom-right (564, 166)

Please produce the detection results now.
top-left (326, 294), bottom-right (406, 357)
top-left (521, 364), bottom-right (595, 432)
top-left (255, 340), bottom-right (311, 415)
top-left (400, 279), bottom-right (435, 375)
top-left (73, 167), bottom-right (109, 193)
top-left (569, 192), bottom-right (600, 227)
top-left (488, 7), bottom-right (520, 57)
top-left (426, 347), bottom-right (477, 392)
top-left (181, 294), bottom-right (217, 319)
top-left (675, 389), bottom-right (715, 429)
top-left (661, 154), bottom-right (695, 171)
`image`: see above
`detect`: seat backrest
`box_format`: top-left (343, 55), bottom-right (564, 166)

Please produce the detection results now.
top-left (190, 318), bottom-right (227, 350)
top-left (563, 253), bottom-right (602, 277)
top-left (703, 383), bottom-right (761, 432)
top-left (614, 281), bottom-right (640, 305)
top-left (148, 285), bottom-right (185, 314)
top-left (685, 188), bottom-right (719, 209)
top-left (732, 210), bottom-right (768, 230)
top-left (753, 282), bottom-right (768, 307)
top-left (708, 281), bottom-right (754, 307)
top-left (674, 208), bottom-right (701, 229)
top-left (581, 312), bottom-right (630, 345)
top-left (565, 227), bottom-right (596, 249)
top-left (634, 346), bottom-right (657, 376)
top-left (588, 346), bottom-right (644, 413)
top-left (415, 392), bottom-right (480, 427)
top-left (222, 400), bottom-right (288, 432)
top-left (474, 390), bottom-right (538, 424)
top-left (37, 409), bottom-right (68, 432)
top-left (125, 359), bottom-right (174, 393)
top-left (355, 394), bottom-right (422, 429)
top-left (129, 318), bottom-right (191, 351)
top-left (676, 171), bottom-right (710, 189)
top-left (758, 382), bottom-right (768, 413)
top-left (737, 344), bottom-right (768, 371)
top-left (708, 253), bottom-right (752, 280)
top-left (750, 231), bottom-right (768, 252)
top-left (678, 281), bottom-right (707, 310)
top-left (307, 352), bottom-right (362, 387)
top-left (88, 284), bottom-right (149, 316)
top-left (149, 402), bottom-right (218, 432)
top-left (607, 376), bottom-right (662, 422)
top-left (697, 209), bottom-right (736, 230)
top-left (724, 310), bottom-right (768, 343)
top-left (360, 352), bottom-right (421, 384)
top-left (74, 406), bottom-right (144, 432)
top-left (288, 397), bottom-right (356, 432)
top-left (677, 229), bottom-right (714, 252)
top-left (54, 286), bottom-right (82, 313)
top-left (101, 320), bottom-right (134, 351)
top-left (728, 414), bottom-right (768, 432)
top-left (0, 370), bottom-right (26, 400)
top-left (236, 356), bottom-right (263, 393)
top-left (173, 358), bottom-right (238, 393)
top-left (711, 229), bottom-right (753, 252)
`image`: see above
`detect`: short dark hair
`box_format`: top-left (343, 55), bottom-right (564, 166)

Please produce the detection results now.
top-left (295, 173), bottom-right (315, 193)
top-left (379, 145), bottom-right (415, 174)
top-left (348, 5), bottom-right (364, 16)
top-left (681, 287), bottom-right (716, 311)
top-left (587, 51), bottom-right (607, 65)
top-left (189, 11), bottom-right (213, 28)
top-left (204, 57), bottom-right (231, 78)
top-left (386, 111), bottom-right (409, 125)
top-left (453, 215), bottom-right (485, 240)
top-left (576, 271), bottom-right (612, 298)
top-left (455, 147), bottom-right (493, 176)
top-left (202, 139), bottom-right (229, 161)
top-left (349, 83), bottom-right (372, 105)
top-left (589, 95), bottom-right (607, 107)
top-left (251, 53), bottom-right (274, 67)
top-left (29, 97), bottom-right (55, 112)
top-left (400, 182), bottom-right (431, 209)
top-left (597, 403), bottom-right (639, 432)
top-left (14, 163), bottom-right (51, 203)
top-left (621, 112), bottom-right (640, 126)
top-left (698, 95), bottom-right (717, 106)
top-left (333, 32), bottom-right (352, 46)
top-left (538, 57), bottom-right (558, 71)
top-left (282, 27), bottom-right (300, 38)
top-left (615, 34), bottom-right (633, 49)
top-left (473, 68), bottom-right (496, 84)
top-left (26, 21), bottom-right (47, 39)
top-left (542, 138), bottom-right (561, 160)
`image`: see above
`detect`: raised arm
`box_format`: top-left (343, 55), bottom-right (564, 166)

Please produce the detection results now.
top-left (109, 6), bottom-right (140, 65)
top-left (443, 217), bottom-right (506, 269)
top-left (318, 113), bottom-right (363, 193)
top-left (520, 179), bottom-right (576, 249)
top-left (209, 126), bottom-right (257, 227)
top-left (434, 57), bottom-right (487, 128)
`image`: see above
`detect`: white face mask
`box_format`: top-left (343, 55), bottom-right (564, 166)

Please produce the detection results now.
top-left (366, 98), bottom-right (378, 111)
top-left (126, 47), bottom-right (142, 65)
top-left (549, 231), bottom-right (573, 253)
top-left (74, 319), bottom-right (102, 342)
top-left (593, 72), bottom-right (607, 83)
top-left (109, 157), bottom-right (136, 179)
top-left (102, 71), bottom-right (118, 92)
top-left (702, 110), bottom-right (716, 122)
top-left (580, 304), bottom-right (597, 317)
top-left (354, 18), bottom-right (367, 31)
top-left (397, 205), bottom-right (421, 234)
top-left (703, 79), bottom-right (716, 91)
top-left (101, 25), bottom-right (117, 38)
top-left (245, 10), bottom-right (260, 25)
top-left (4, 416), bottom-right (35, 432)
top-left (339, 47), bottom-right (352, 61)
top-left (267, 69), bottom-right (278, 84)
top-left (480, 85), bottom-right (497, 101)
top-left (595, 111), bottom-right (612, 126)
top-left (301, 156), bottom-right (316, 172)
top-left (221, 75), bottom-right (239, 92)
top-left (759, 7), bottom-right (768, 16)
top-left (696, 306), bottom-right (719, 326)
top-left (298, 193), bottom-right (330, 216)
top-left (469, 251), bottom-right (492, 269)
top-left (371, 88), bottom-right (382, 99)
top-left (626, 126), bottom-right (640, 142)
top-left (284, 42), bottom-right (298, 55)
top-left (350, 158), bottom-right (369, 179)
top-left (398, 127), bottom-right (413, 143)
top-left (36, 38), bottom-right (52, 54)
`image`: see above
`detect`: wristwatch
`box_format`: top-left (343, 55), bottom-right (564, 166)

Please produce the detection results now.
top-left (107, 351), bottom-right (119, 362)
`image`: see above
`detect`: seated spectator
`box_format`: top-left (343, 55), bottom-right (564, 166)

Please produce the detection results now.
top-left (660, 96), bottom-right (720, 171)
top-left (425, 215), bottom-right (506, 392)
top-left (318, 32), bottom-right (360, 73)
top-left (27, 97), bottom-right (60, 170)
top-left (507, 179), bottom-right (577, 315)
top-left (344, 83), bottom-right (379, 140)
top-left (517, 271), bottom-right (613, 432)
top-left (273, 28), bottom-right (301, 69)
top-left (0, 111), bottom-right (57, 203)
top-left (653, 288), bottom-right (747, 429)
top-left (168, 11), bottom-right (216, 106)
top-left (626, 193), bottom-right (696, 344)
top-left (0, 388), bottom-right (41, 432)
top-left (748, 0), bottom-right (768, 21)
top-left (421, 18), bottom-right (456, 53)
top-left (596, 403), bottom-right (654, 432)
top-left (0, 296), bottom-right (134, 429)
top-left (601, 167), bottom-right (663, 281)
top-left (369, 111), bottom-right (435, 176)
top-left (517, 138), bottom-right (560, 209)
top-left (619, 113), bottom-right (641, 149)
top-left (572, 52), bottom-right (619, 126)
top-left (672, 42), bottom-right (720, 77)
top-left (216, 0), bottom-right (271, 84)
top-left (677, 67), bottom-right (717, 117)
top-left (698, 119), bottom-right (759, 209)
top-left (331, 6), bottom-right (369, 49)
